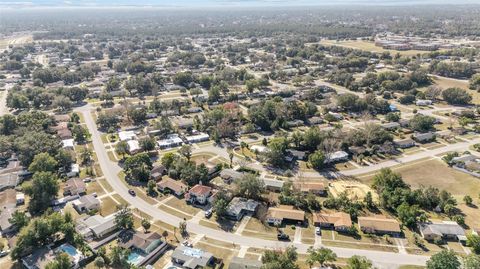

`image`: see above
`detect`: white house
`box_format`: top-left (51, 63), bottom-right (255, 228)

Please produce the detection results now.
top-left (157, 134), bottom-right (183, 149)
top-left (126, 140), bottom-right (141, 154)
top-left (62, 139), bottom-right (75, 149)
top-left (416, 100), bottom-right (432, 106)
top-left (118, 130), bottom-right (137, 141)
top-left (67, 163), bottom-right (80, 178)
top-left (185, 133), bottom-right (210, 144)
top-left (325, 151), bottom-right (349, 163)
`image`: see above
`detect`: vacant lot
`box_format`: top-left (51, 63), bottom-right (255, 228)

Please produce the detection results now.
top-left (320, 40), bottom-right (433, 56)
top-left (361, 159), bottom-right (480, 199)
top-left (329, 180), bottom-right (379, 202)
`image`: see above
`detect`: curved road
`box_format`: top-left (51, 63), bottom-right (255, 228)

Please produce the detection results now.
top-left (78, 105), bottom-right (430, 267)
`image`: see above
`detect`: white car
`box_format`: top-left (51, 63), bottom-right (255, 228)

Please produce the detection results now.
top-left (315, 227), bottom-right (321, 235)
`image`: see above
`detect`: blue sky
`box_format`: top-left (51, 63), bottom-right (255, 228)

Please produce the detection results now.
top-left (1, 0), bottom-right (480, 7)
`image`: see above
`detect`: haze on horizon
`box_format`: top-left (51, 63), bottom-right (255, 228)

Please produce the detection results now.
top-left (1, 0), bottom-right (480, 9)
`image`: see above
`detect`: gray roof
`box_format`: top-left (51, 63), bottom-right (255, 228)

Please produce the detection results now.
top-left (171, 246), bottom-right (213, 268)
top-left (76, 214), bottom-right (116, 237)
top-left (226, 197), bottom-right (259, 218)
top-left (263, 178), bottom-right (284, 189)
top-left (413, 132), bottom-right (435, 141)
top-left (229, 257), bottom-right (262, 269)
top-left (220, 169), bottom-right (244, 181)
top-left (0, 173), bottom-right (20, 191)
top-left (419, 221), bottom-right (465, 237)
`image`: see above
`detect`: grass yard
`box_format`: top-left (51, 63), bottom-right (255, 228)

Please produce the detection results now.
top-left (158, 204), bottom-right (192, 220)
top-left (360, 159), bottom-right (480, 199)
top-left (319, 39), bottom-right (435, 56)
top-left (164, 197), bottom-right (202, 216)
top-left (86, 181), bottom-right (106, 196)
top-left (97, 178), bottom-right (113, 193)
top-left (99, 196), bottom-right (118, 216)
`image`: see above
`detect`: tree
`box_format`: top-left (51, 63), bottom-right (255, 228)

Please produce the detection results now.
top-left (115, 141), bottom-right (129, 160)
top-left (213, 190), bottom-right (229, 219)
top-left (265, 137), bottom-right (289, 168)
top-left (114, 205), bottom-right (134, 230)
top-left (464, 254), bottom-right (480, 269)
top-left (79, 147), bottom-right (93, 165)
top-left (467, 234), bottom-right (480, 254)
top-left (235, 174), bottom-right (264, 200)
top-left (470, 74), bottom-right (480, 91)
top-left (52, 96), bottom-right (72, 112)
top-left (127, 106), bottom-right (147, 125)
top-left (425, 85), bottom-right (443, 101)
top-left (442, 87), bottom-right (472, 105)
top-left (109, 246), bottom-right (131, 269)
top-left (261, 246), bottom-right (299, 269)
top-left (147, 180), bottom-right (157, 196)
top-left (306, 247), bottom-right (337, 267)
top-left (139, 137), bottom-right (156, 152)
top-left (178, 144), bottom-right (192, 161)
top-left (409, 114), bottom-right (436, 132)
top-left (464, 195), bottom-right (474, 206)
top-left (426, 249), bottom-right (460, 269)
top-left (364, 191), bottom-right (375, 210)
top-left (308, 150), bottom-right (325, 170)
top-left (9, 211), bottom-right (30, 230)
top-left (24, 172), bottom-right (59, 214)
top-left (93, 256), bottom-right (105, 268)
top-left (397, 202), bottom-right (425, 228)
top-left (123, 153), bottom-right (153, 182)
top-left (179, 220), bottom-right (187, 236)
top-left (72, 124), bottom-right (89, 143)
top-left (45, 253), bottom-right (71, 269)
top-left (345, 255), bottom-right (373, 269)
top-left (28, 152), bottom-right (58, 173)
top-left (141, 218), bottom-right (151, 233)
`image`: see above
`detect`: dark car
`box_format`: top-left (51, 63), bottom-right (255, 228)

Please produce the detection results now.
top-left (277, 232), bottom-right (290, 241)
top-left (128, 189), bottom-right (136, 196)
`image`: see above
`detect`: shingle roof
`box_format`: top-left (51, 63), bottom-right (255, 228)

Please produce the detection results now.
top-left (313, 212), bottom-right (352, 228)
top-left (358, 216), bottom-right (401, 233)
top-left (267, 205), bottom-right (305, 222)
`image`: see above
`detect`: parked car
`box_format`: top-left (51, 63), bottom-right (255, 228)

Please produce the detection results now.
top-left (277, 231), bottom-right (289, 241)
top-left (315, 227), bottom-right (321, 235)
top-left (205, 209), bottom-right (213, 218)
top-left (128, 189), bottom-right (136, 196)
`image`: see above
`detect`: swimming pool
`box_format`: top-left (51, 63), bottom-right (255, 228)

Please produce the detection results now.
top-left (57, 243), bottom-right (82, 264)
top-left (127, 249), bottom-right (146, 265)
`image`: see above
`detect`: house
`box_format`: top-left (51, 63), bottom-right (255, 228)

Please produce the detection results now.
top-left (67, 163), bottom-right (80, 178)
top-left (0, 189), bottom-right (17, 235)
top-left (394, 139), bottom-right (416, 149)
top-left (416, 100), bottom-right (432, 106)
top-left (156, 178), bottom-right (188, 196)
top-left (72, 194), bottom-right (100, 213)
top-left (76, 214), bottom-right (117, 239)
top-left (185, 184), bottom-right (213, 205)
top-left (358, 216), bottom-right (401, 236)
top-left (119, 130), bottom-right (137, 141)
top-left (118, 230), bottom-right (164, 256)
top-left (219, 169), bottom-right (244, 183)
top-left (22, 247), bottom-right (58, 269)
top-left (266, 205), bottom-right (305, 226)
top-left (157, 134), bottom-right (183, 149)
top-left (293, 182), bottom-right (326, 195)
top-left (263, 178), bottom-right (284, 192)
top-left (325, 151), bottom-right (349, 163)
top-left (53, 114), bottom-right (70, 122)
top-left (64, 178), bottom-right (86, 196)
top-left (171, 246), bottom-right (214, 269)
top-left (0, 171), bottom-right (20, 191)
top-left (226, 197), bottom-right (259, 221)
top-left (327, 111), bottom-right (343, 120)
top-left (307, 116), bottom-right (324, 125)
top-left (62, 139), bottom-right (75, 149)
top-left (381, 122), bottom-right (401, 130)
top-left (412, 132), bottom-right (435, 143)
top-left (57, 129), bottom-right (73, 140)
top-left (150, 164), bottom-right (166, 181)
top-left (418, 221), bottom-right (466, 243)
top-left (250, 145), bottom-right (267, 153)
top-left (229, 257), bottom-right (262, 269)
top-left (127, 140), bottom-right (141, 154)
top-left (185, 133), bottom-right (210, 144)
top-left (286, 149), bottom-right (307, 161)
top-left (313, 212), bottom-right (352, 232)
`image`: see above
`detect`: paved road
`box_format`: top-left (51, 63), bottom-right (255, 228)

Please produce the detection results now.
top-left (78, 105), bottom-right (429, 266)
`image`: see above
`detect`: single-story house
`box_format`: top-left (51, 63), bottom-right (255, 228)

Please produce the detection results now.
top-left (286, 149), bottom-right (307, 161)
top-left (293, 182), bottom-right (326, 196)
top-left (127, 140), bottom-right (141, 155)
top-left (76, 214), bottom-right (117, 239)
top-left (171, 246), bottom-right (214, 269)
top-left (62, 139), bottom-right (75, 149)
top-left (266, 205), bottom-right (305, 226)
top-left (229, 257), bottom-right (262, 269)
top-left (263, 178), bottom-right (284, 192)
top-left (57, 129), bottom-right (73, 140)
top-left (394, 139), bottom-right (416, 149)
top-left (119, 130), bottom-right (137, 141)
top-left (418, 221), bottom-right (466, 243)
top-left (226, 197), bottom-right (259, 221)
top-left (156, 178), bottom-right (188, 196)
top-left (416, 100), bottom-right (432, 106)
top-left (157, 134), bottom-right (183, 149)
top-left (250, 145), bottom-right (267, 153)
top-left (325, 151), bottom-right (349, 163)
top-left (185, 184), bottom-right (213, 205)
top-left (412, 132), bottom-right (435, 143)
top-left (66, 163), bottom-right (80, 178)
top-left (0, 189), bottom-right (17, 235)
top-left (119, 230), bottom-right (163, 255)
top-left (313, 212), bottom-right (352, 232)
top-left (358, 216), bottom-right (401, 236)
top-left (185, 133), bottom-right (210, 144)
top-left (219, 169), bottom-right (244, 183)
top-left (72, 194), bottom-right (100, 213)
top-left (22, 247), bottom-right (58, 269)
top-left (150, 164), bottom-right (166, 180)
top-left (381, 122), bottom-right (401, 130)
top-left (64, 178), bottom-right (86, 196)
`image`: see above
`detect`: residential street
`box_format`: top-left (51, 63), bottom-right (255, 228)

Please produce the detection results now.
top-left (78, 105), bottom-right (430, 267)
